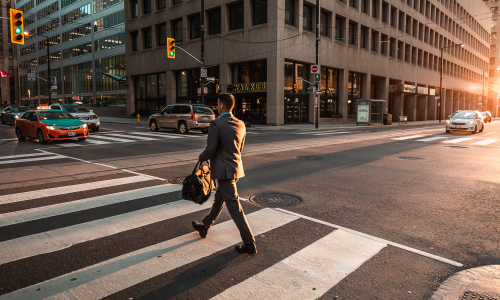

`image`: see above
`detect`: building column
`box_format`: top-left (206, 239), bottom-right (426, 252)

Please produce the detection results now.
top-left (267, 55), bottom-right (284, 126)
top-left (363, 73), bottom-right (371, 99)
top-left (417, 94), bottom-right (427, 121)
top-left (445, 89), bottom-right (453, 118)
top-left (392, 93), bottom-right (404, 121)
top-left (340, 69), bottom-right (349, 122)
top-left (219, 63), bottom-right (230, 99)
top-left (427, 94), bottom-right (437, 120)
top-left (404, 93), bottom-right (417, 121)
top-left (377, 77), bottom-right (390, 114)
top-left (453, 90), bottom-right (460, 112)
top-left (126, 76), bottom-right (136, 116)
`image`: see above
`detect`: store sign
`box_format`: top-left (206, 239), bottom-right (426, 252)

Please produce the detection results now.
top-left (429, 88), bottom-right (436, 96)
top-left (391, 84), bottom-right (417, 93)
top-left (229, 82), bottom-right (267, 93)
top-left (417, 86), bottom-right (428, 94)
top-left (403, 84), bottom-right (416, 93)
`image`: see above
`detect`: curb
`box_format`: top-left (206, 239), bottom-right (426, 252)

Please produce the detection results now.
top-left (430, 265), bottom-right (500, 300)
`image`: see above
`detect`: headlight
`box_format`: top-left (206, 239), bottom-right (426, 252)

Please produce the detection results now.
top-left (82, 124), bottom-right (87, 128)
top-left (97, 121), bottom-right (100, 125)
top-left (446, 120), bottom-right (451, 124)
top-left (46, 126), bottom-right (60, 130)
top-left (14, 115), bottom-right (19, 119)
top-left (467, 120), bottom-right (474, 125)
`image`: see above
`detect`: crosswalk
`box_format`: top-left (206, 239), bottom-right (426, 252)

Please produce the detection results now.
top-left (0, 156), bottom-right (462, 299)
top-left (392, 134), bottom-right (500, 146)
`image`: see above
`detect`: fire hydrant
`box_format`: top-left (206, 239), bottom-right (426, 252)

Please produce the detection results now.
top-left (136, 114), bottom-right (140, 124)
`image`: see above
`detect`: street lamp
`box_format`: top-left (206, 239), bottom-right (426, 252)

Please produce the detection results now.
top-left (25, 31), bottom-right (54, 104)
top-left (439, 43), bottom-right (464, 122)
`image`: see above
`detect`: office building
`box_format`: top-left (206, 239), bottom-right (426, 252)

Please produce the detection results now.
top-left (484, 0), bottom-right (500, 116)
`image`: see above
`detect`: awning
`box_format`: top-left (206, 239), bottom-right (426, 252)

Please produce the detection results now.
top-left (103, 73), bottom-right (127, 86)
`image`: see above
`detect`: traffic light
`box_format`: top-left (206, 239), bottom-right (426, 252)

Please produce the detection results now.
top-left (293, 83), bottom-right (297, 93)
top-left (167, 38), bottom-right (175, 58)
top-left (10, 9), bottom-right (24, 45)
top-left (216, 84), bottom-right (220, 94)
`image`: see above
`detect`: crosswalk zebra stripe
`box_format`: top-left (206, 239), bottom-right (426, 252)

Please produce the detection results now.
top-left (295, 131), bottom-right (348, 135)
top-left (104, 133), bottom-right (159, 141)
top-left (415, 136), bottom-right (448, 142)
top-left (471, 138), bottom-right (500, 145)
top-left (0, 196), bottom-right (216, 265)
top-left (0, 175), bottom-right (155, 205)
top-left (3, 209), bottom-right (298, 300)
top-left (442, 137), bottom-right (474, 144)
top-left (392, 134), bottom-right (429, 140)
top-left (83, 139), bottom-right (111, 145)
top-left (211, 230), bottom-right (386, 300)
top-left (0, 153), bottom-right (52, 160)
top-left (0, 184), bottom-right (181, 227)
top-left (57, 143), bottom-right (82, 147)
top-left (0, 155), bottom-right (67, 165)
top-left (89, 135), bottom-right (134, 142)
top-left (128, 131), bottom-right (184, 139)
top-left (311, 131), bottom-right (350, 136)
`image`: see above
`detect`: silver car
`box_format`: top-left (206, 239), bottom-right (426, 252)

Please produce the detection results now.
top-left (446, 110), bottom-right (484, 133)
top-left (1, 106), bottom-right (29, 125)
top-left (49, 104), bottom-right (100, 132)
top-left (149, 104), bottom-right (215, 134)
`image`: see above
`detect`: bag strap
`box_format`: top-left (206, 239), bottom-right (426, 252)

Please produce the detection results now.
top-left (191, 161), bottom-right (202, 174)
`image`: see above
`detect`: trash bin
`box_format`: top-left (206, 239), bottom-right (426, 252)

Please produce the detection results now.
top-left (383, 114), bottom-right (392, 125)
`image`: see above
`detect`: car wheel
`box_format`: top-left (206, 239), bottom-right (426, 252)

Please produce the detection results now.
top-left (446, 129), bottom-right (451, 133)
top-left (472, 125), bottom-right (477, 134)
top-left (78, 138), bottom-right (86, 141)
top-left (91, 126), bottom-right (99, 132)
top-left (37, 130), bottom-right (48, 144)
top-left (150, 120), bottom-right (159, 132)
top-left (178, 122), bottom-right (189, 134)
top-left (15, 127), bottom-right (25, 141)
top-left (479, 124), bottom-right (484, 132)
top-left (201, 129), bottom-right (209, 134)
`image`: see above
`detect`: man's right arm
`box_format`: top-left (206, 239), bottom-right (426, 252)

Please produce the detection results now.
top-left (199, 121), bottom-right (219, 162)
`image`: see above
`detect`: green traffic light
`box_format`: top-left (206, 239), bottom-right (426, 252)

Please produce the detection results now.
top-left (15, 27), bottom-right (22, 34)
top-left (170, 51), bottom-right (175, 56)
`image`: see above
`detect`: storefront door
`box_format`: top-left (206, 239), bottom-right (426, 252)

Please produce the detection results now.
top-left (285, 97), bottom-right (309, 124)
top-left (233, 93), bottom-right (267, 124)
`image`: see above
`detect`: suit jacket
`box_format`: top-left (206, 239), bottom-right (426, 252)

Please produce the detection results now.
top-left (199, 113), bottom-right (246, 179)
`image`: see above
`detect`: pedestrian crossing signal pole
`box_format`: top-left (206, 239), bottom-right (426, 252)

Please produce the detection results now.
top-left (315, 0), bottom-right (320, 129)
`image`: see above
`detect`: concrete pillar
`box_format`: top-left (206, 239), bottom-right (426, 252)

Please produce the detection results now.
top-left (392, 93), bottom-right (404, 121)
top-left (340, 69), bottom-right (349, 122)
top-left (126, 76), bottom-right (136, 116)
top-left (378, 77), bottom-right (390, 114)
top-left (363, 73), bottom-right (371, 99)
top-left (445, 89), bottom-right (453, 118)
top-left (427, 95), bottom-right (437, 120)
top-left (404, 94), bottom-right (417, 121)
top-left (465, 93), bottom-right (471, 110)
top-left (267, 56), bottom-right (285, 126)
top-left (453, 90), bottom-right (460, 112)
top-left (166, 70), bottom-right (176, 105)
top-left (417, 95), bottom-right (427, 121)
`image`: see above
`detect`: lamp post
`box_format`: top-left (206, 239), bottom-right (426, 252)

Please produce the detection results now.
top-left (439, 43), bottom-right (464, 122)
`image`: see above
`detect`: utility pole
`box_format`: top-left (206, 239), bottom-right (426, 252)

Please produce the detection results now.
top-left (47, 38), bottom-right (51, 104)
top-left (315, 0), bottom-right (320, 129)
top-left (482, 69), bottom-right (485, 111)
top-left (200, 0), bottom-right (205, 105)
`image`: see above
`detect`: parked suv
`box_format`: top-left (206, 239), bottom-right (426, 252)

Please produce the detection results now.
top-left (148, 104), bottom-right (215, 134)
top-left (49, 104), bottom-right (100, 132)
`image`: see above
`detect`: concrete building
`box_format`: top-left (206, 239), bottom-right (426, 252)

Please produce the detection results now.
top-left (484, 0), bottom-right (500, 117)
top-left (1, 0), bottom-right (19, 108)
top-left (16, 0), bottom-right (126, 109)
top-left (126, 0), bottom-right (490, 125)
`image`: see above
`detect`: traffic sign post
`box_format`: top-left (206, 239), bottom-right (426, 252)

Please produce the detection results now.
top-left (27, 69), bottom-right (36, 81)
top-left (201, 68), bottom-right (207, 78)
top-left (311, 65), bottom-right (319, 73)
top-left (306, 87), bottom-right (316, 93)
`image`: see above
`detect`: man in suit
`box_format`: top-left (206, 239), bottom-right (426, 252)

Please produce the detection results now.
top-left (192, 93), bottom-right (256, 255)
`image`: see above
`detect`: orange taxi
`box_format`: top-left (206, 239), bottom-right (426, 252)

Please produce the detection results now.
top-left (15, 107), bottom-right (89, 144)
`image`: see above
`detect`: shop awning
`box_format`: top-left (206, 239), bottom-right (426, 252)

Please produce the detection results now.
top-left (103, 73), bottom-right (128, 87)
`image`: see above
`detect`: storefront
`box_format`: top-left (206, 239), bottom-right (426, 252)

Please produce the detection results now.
top-left (284, 61), bottom-right (310, 124)
top-left (348, 72), bottom-right (363, 118)
top-left (134, 73), bottom-right (167, 114)
top-left (320, 67), bottom-right (340, 118)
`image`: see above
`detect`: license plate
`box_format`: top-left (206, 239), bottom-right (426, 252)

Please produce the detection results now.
top-left (203, 117), bottom-right (209, 120)
top-left (68, 131), bottom-right (76, 136)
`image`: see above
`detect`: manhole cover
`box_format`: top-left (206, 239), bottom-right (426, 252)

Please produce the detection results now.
top-left (295, 156), bottom-right (323, 160)
top-left (399, 157), bottom-right (423, 160)
top-left (461, 291), bottom-right (497, 300)
top-left (249, 194), bottom-right (302, 208)
top-left (445, 146), bottom-right (468, 149)
top-left (168, 177), bottom-right (185, 184)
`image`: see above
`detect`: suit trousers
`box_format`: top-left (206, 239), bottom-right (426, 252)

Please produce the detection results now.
top-left (202, 179), bottom-right (255, 245)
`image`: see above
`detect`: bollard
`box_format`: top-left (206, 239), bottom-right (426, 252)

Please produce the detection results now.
top-left (136, 114), bottom-right (140, 124)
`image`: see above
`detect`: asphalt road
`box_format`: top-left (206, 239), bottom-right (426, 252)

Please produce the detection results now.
top-left (0, 120), bottom-right (499, 299)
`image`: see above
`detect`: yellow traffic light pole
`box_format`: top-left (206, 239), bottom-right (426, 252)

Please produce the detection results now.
top-left (9, 9), bottom-right (25, 45)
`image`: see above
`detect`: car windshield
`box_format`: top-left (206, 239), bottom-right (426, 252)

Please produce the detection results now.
top-left (193, 106), bottom-right (214, 114)
top-left (451, 111), bottom-right (475, 119)
top-left (39, 111), bottom-right (75, 120)
top-left (12, 107), bottom-right (28, 113)
top-left (62, 105), bottom-right (90, 113)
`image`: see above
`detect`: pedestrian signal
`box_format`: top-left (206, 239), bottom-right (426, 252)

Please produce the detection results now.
top-left (216, 84), bottom-right (220, 94)
top-left (293, 84), bottom-right (297, 93)
top-left (167, 38), bottom-right (175, 58)
top-left (10, 9), bottom-right (24, 45)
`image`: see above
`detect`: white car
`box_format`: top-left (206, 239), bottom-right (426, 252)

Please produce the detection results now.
top-left (446, 110), bottom-right (484, 134)
top-left (49, 104), bottom-right (100, 132)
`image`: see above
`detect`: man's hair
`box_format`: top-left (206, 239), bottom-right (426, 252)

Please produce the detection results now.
top-left (218, 93), bottom-right (235, 111)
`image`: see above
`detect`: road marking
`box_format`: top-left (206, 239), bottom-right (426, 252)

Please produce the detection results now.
top-left (471, 138), bottom-right (500, 145)
top-left (442, 138), bottom-right (474, 144)
top-left (57, 143), bottom-right (82, 147)
top-left (392, 134), bottom-right (429, 140)
top-left (0, 184), bottom-right (182, 227)
top-left (3, 209), bottom-right (297, 300)
top-left (274, 208), bottom-right (463, 267)
top-left (0, 155), bottom-right (67, 165)
top-left (295, 131), bottom-right (349, 135)
top-left (311, 131), bottom-right (350, 136)
top-left (1, 138), bottom-right (18, 141)
top-left (0, 153), bottom-right (53, 160)
top-left (83, 139), bottom-right (111, 145)
top-left (128, 131), bottom-right (183, 139)
top-left (0, 175), bottom-right (156, 205)
top-left (104, 133), bottom-right (159, 141)
top-left (90, 135), bottom-right (134, 142)
top-left (211, 230), bottom-right (386, 300)
top-left (415, 136), bottom-right (449, 142)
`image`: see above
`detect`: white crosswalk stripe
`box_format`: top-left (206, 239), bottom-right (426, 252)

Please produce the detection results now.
top-left (90, 135), bottom-right (134, 142)
top-left (0, 153), bottom-right (67, 165)
top-left (415, 136), bottom-right (448, 142)
top-left (104, 133), bottom-right (159, 141)
top-left (471, 138), bottom-right (500, 146)
top-left (392, 134), bottom-right (431, 140)
top-left (295, 130), bottom-right (350, 136)
top-left (442, 137), bottom-right (474, 144)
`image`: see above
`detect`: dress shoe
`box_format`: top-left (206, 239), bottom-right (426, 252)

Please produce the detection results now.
top-left (235, 243), bottom-right (257, 254)
top-left (192, 221), bottom-right (208, 238)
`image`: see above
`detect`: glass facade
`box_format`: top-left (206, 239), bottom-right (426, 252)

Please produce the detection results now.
top-left (284, 61), bottom-right (309, 124)
top-left (320, 68), bottom-right (339, 118)
top-left (348, 72), bottom-right (363, 115)
top-left (95, 54), bottom-right (126, 92)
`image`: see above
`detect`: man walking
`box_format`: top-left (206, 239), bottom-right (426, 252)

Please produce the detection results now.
top-left (192, 93), bottom-right (256, 254)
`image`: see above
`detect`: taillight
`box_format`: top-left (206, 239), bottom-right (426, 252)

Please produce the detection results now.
top-left (191, 114), bottom-right (196, 120)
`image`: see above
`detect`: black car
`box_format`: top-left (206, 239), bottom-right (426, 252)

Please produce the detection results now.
top-left (480, 111), bottom-right (492, 123)
top-left (1, 106), bottom-right (30, 125)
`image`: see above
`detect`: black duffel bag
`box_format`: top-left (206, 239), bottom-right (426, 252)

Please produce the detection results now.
top-left (182, 161), bottom-right (216, 205)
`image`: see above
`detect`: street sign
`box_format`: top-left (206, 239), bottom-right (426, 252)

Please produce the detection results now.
top-left (51, 92), bottom-right (57, 98)
top-left (306, 87), bottom-right (316, 93)
top-left (197, 87), bottom-right (208, 94)
top-left (435, 96), bottom-right (440, 100)
top-left (50, 76), bottom-right (57, 91)
top-left (311, 65), bottom-right (319, 73)
top-left (314, 73), bottom-right (321, 82)
top-left (201, 68), bottom-right (207, 78)
top-left (27, 69), bottom-right (35, 81)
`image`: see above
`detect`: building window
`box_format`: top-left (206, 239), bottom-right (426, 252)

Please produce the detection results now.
top-left (381, 34), bottom-right (388, 55)
top-left (303, 4), bottom-right (313, 31)
top-left (131, 0), bottom-right (138, 18)
top-left (360, 26), bottom-right (368, 49)
top-left (94, 10), bottom-right (125, 32)
top-left (229, 1), bottom-right (244, 30)
top-left (94, 33), bottom-right (125, 52)
top-left (320, 11), bottom-right (328, 36)
top-left (253, 0), bottom-right (267, 25)
top-left (143, 27), bottom-right (152, 49)
top-left (158, 0), bottom-right (166, 10)
top-left (320, 68), bottom-right (339, 118)
top-left (335, 15), bottom-right (344, 41)
top-left (172, 19), bottom-right (183, 42)
top-left (190, 14), bottom-right (200, 39)
top-left (361, 0), bottom-right (368, 13)
top-left (348, 72), bottom-right (362, 115)
top-left (285, 0), bottom-right (295, 26)
top-left (382, 1), bottom-right (388, 23)
top-left (173, 0), bottom-right (181, 4)
top-left (158, 23), bottom-right (167, 46)
top-left (389, 37), bottom-right (396, 57)
top-left (372, 0), bottom-right (378, 18)
top-left (132, 31), bottom-right (139, 51)
top-left (144, 0), bottom-right (151, 14)
top-left (208, 8), bottom-right (221, 35)
top-left (348, 22), bottom-right (357, 45)
top-left (349, 0), bottom-right (356, 8)
top-left (371, 30), bottom-right (378, 52)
